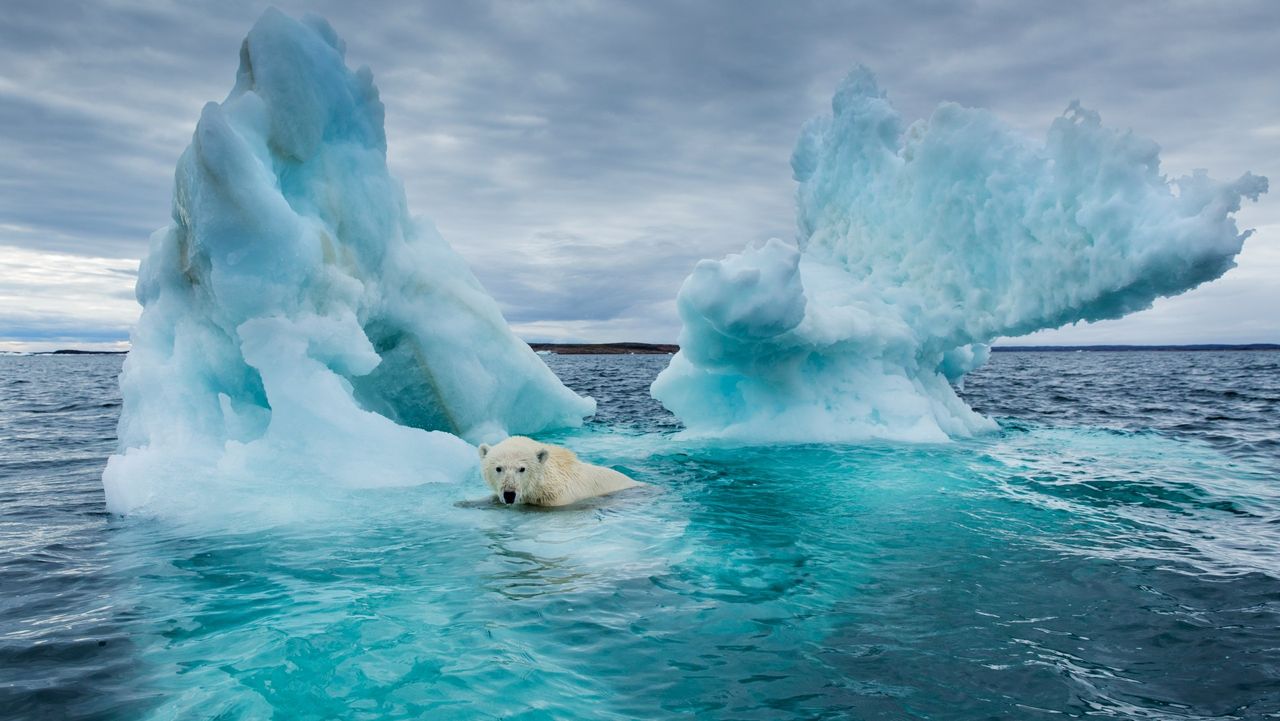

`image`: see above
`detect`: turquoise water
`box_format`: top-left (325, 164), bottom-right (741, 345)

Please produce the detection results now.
top-left (2, 352), bottom-right (1279, 719)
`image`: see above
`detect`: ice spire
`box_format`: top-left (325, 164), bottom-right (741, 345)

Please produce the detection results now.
top-left (104, 10), bottom-right (593, 515)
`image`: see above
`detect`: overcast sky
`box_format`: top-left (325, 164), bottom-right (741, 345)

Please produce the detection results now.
top-left (1, 0), bottom-right (1276, 351)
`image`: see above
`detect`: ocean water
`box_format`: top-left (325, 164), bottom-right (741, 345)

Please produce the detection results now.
top-left (2, 351), bottom-right (1278, 720)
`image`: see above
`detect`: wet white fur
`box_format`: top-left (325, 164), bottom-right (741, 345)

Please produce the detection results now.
top-left (478, 436), bottom-right (639, 506)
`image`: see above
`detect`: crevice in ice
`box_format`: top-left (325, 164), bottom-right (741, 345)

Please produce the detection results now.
top-left (349, 325), bottom-right (463, 436)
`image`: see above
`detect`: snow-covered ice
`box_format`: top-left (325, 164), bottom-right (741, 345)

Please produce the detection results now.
top-left (653, 67), bottom-right (1267, 443)
top-left (103, 10), bottom-right (593, 517)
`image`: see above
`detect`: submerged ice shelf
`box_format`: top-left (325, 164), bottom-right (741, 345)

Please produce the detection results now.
top-left (103, 10), bottom-right (593, 516)
top-left (653, 67), bottom-right (1267, 442)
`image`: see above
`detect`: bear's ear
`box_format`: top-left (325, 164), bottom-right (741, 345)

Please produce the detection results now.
top-left (536, 448), bottom-right (549, 464)
top-left (478, 444), bottom-right (490, 458)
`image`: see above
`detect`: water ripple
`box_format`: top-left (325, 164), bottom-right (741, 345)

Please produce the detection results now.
top-left (2, 352), bottom-right (1279, 719)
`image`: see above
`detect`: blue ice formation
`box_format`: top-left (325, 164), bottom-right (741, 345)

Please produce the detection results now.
top-left (103, 10), bottom-right (592, 516)
top-left (652, 67), bottom-right (1267, 443)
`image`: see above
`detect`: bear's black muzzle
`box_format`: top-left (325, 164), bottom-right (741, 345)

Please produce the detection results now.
top-left (502, 490), bottom-right (516, 504)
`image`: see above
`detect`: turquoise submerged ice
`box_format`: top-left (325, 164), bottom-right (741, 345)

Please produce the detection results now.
top-left (103, 11), bottom-right (593, 517)
top-left (653, 67), bottom-right (1268, 442)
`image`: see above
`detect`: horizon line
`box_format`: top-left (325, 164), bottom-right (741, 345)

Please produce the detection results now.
top-left (10, 342), bottom-right (1280, 356)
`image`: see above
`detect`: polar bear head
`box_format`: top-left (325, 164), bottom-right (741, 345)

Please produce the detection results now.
top-left (478, 436), bottom-right (550, 505)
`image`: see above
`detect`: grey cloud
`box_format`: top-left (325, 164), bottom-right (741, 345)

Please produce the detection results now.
top-left (471, 228), bottom-right (713, 324)
top-left (1, 0), bottom-right (1276, 344)
top-left (0, 322), bottom-right (129, 344)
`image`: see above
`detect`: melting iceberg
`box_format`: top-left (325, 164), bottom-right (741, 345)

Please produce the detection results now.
top-left (653, 67), bottom-right (1267, 443)
top-left (103, 10), bottom-right (593, 516)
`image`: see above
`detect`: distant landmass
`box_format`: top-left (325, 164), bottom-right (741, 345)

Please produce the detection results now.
top-left (528, 342), bottom-right (679, 355)
top-left (991, 344), bottom-right (1280, 352)
top-left (23, 343), bottom-right (1280, 356)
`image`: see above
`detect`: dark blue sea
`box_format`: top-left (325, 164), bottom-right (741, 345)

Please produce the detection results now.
top-left (2, 351), bottom-right (1278, 720)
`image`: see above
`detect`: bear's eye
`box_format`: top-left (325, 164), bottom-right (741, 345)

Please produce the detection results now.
top-left (518, 466), bottom-right (526, 473)
top-left (495, 466), bottom-right (503, 473)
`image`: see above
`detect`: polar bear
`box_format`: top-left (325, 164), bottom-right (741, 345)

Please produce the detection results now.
top-left (478, 436), bottom-right (640, 506)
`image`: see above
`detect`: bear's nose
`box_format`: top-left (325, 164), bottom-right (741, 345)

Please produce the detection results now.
top-left (502, 490), bottom-right (516, 504)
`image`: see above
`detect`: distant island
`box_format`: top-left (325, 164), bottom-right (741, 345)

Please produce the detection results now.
top-left (528, 342), bottom-right (679, 355)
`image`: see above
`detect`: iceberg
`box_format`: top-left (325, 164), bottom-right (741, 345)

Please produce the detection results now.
top-left (653, 67), bottom-right (1266, 443)
top-left (103, 10), bottom-right (593, 516)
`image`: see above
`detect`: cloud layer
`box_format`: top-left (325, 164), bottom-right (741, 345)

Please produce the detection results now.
top-left (0, 244), bottom-right (136, 351)
top-left (1, 0), bottom-right (1276, 346)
